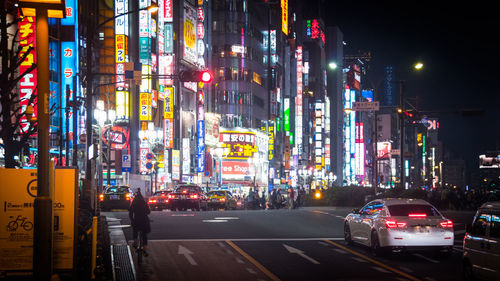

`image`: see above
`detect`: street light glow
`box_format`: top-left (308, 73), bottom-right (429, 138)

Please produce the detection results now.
top-left (328, 62), bottom-right (338, 70)
top-left (414, 62), bottom-right (424, 70)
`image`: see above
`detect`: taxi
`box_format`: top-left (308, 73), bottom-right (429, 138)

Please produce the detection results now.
top-left (206, 190), bottom-right (237, 210)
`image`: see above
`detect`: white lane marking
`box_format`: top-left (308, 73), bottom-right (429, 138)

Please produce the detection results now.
top-left (371, 266), bottom-right (391, 273)
top-left (214, 217), bottom-right (240, 220)
top-left (336, 215), bottom-right (346, 219)
top-left (178, 245), bottom-right (198, 266)
top-left (246, 268), bottom-right (257, 274)
top-left (150, 237), bottom-right (345, 242)
top-left (171, 214), bottom-right (195, 217)
top-left (351, 256), bottom-right (368, 263)
top-left (283, 244), bottom-right (321, 264)
top-left (202, 219), bottom-right (228, 223)
top-left (235, 257), bottom-right (245, 264)
top-left (333, 248), bottom-right (349, 255)
top-left (318, 241), bottom-right (330, 246)
top-left (217, 242), bottom-right (226, 248)
top-left (412, 253), bottom-right (440, 264)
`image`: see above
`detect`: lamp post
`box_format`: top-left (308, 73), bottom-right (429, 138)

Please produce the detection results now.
top-left (18, 1), bottom-right (66, 280)
top-left (84, 3), bottom-right (158, 209)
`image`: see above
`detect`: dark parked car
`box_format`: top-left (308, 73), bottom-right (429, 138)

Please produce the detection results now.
top-left (148, 190), bottom-right (171, 211)
top-left (99, 186), bottom-right (133, 211)
top-left (168, 185), bottom-right (207, 211)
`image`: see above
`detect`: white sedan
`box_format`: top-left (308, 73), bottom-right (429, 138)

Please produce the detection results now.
top-left (344, 198), bottom-right (454, 255)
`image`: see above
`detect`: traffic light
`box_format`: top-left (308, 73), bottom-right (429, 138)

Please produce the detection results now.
top-left (179, 70), bottom-right (213, 83)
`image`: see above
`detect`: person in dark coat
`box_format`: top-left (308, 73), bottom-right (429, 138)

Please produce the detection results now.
top-left (129, 188), bottom-right (151, 255)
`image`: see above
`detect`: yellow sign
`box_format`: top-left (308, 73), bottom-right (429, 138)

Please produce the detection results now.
top-left (0, 168), bottom-right (76, 272)
top-left (139, 92), bottom-right (151, 121)
top-left (184, 19), bottom-right (196, 49)
top-left (281, 0), bottom-right (288, 35)
top-left (164, 87), bottom-right (174, 119)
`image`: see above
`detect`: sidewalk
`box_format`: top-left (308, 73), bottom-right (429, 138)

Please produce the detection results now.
top-left (105, 214), bottom-right (136, 281)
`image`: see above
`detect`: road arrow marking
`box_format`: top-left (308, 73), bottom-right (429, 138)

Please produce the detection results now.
top-left (178, 245), bottom-right (198, 266)
top-left (282, 244), bottom-right (320, 264)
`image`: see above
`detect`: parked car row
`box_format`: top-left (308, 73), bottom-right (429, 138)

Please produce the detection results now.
top-left (343, 198), bottom-right (500, 280)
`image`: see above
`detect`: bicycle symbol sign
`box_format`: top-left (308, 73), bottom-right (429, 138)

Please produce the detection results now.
top-left (6, 215), bottom-right (33, 232)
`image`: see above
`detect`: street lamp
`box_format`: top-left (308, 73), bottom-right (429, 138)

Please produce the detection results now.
top-left (18, 1), bottom-right (66, 280)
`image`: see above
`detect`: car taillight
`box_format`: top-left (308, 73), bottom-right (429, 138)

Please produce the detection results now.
top-left (99, 194), bottom-right (104, 201)
top-left (149, 199), bottom-right (157, 203)
top-left (168, 194), bottom-right (175, 199)
top-left (219, 198), bottom-right (226, 202)
top-left (190, 194), bottom-right (198, 199)
top-left (408, 213), bottom-right (427, 218)
top-left (125, 193), bottom-right (132, 200)
top-left (440, 220), bottom-right (453, 228)
top-left (385, 220), bottom-right (407, 228)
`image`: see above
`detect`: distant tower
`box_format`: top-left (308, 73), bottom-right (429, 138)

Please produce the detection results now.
top-left (383, 66), bottom-right (395, 106)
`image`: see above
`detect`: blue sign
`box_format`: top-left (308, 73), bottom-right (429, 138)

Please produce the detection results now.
top-left (197, 120), bottom-right (205, 172)
top-left (122, 154), bottom-right (131, 172)
top-left (146, 162), bottom-right (153, 170)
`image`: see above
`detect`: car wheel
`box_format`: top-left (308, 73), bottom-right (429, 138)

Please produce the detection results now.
top-left (370, 231), bottom-right (384, 256)
top-left (344, 223), bottom-right (353, 245)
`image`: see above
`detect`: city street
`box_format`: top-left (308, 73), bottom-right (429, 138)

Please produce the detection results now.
top-left (106, 207), bottom-right (474, 281)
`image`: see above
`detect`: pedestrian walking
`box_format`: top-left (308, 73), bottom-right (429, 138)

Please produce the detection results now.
top-left (289, 187), bottom-right (295, 209)
top-left (129, 188), bottom-right (151, 256)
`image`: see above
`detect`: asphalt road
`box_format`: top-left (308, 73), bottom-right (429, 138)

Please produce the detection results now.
top-left (107, 207), bottom-right (475, 281)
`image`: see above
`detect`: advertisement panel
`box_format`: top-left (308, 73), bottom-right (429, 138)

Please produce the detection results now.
top-left (222, 161), bottom-right (252, 176)
top-left (18, 15), bottom-right (37, 134)
top-left (281, 0), bottom-right (288, 35)
top-left (164, 118), bottom-right (173, 148)
top-left (0, 169), bottom-right (76, 272)
top-left (183, 3), bottom-right (198, 65)
top-left (182, 138), bottom-right (190, 175)
top-left (163, 87), bottom-right (174, 119)
top-left (139, 92), bottom-right (151, 121)
top-left (219, 131), bottom-right (257, 159)
top-left (172, 150), bottom-right (180, 180)
top-left (479, 154), bottom-right (500, 169)
top-left (377, 142), bottom-right (391, 159)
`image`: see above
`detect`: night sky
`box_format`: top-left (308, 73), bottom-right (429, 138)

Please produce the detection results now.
top-left (320, 1), bottom-right (500, 180)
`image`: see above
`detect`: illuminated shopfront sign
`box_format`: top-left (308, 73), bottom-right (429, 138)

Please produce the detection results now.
top-left (172, 150), bottom-right (180, 180)
top-left (18, 15), bottom-right (37, 134)
top-left (183, 3), bottom-right (197, 65)
top-left (221, 161), bottom-right (252, 176)
top-left (355, 123), bottom-right (365, 177)
top-left (220, 131), bottom-right (258, 159)
top-left (164, 118), bottom-right (173, 148)
top-left (281, 0), bottom-right (288, 35)
top-left (295, 46), bottom-right (303, 151)
top-left (139, 92), bottom-right (151, 121)
top-left (164, 0), bottom-right (173, 22)
top-left (305, 19), bottom-right (325, 45)
top-left (377, 142), bottom-right (391, 159)
top-left (115, 0), bottom-right (129, 120)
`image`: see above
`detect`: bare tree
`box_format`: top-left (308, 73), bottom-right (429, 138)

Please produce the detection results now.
top-left (0, 1), bottom-right (37, 168)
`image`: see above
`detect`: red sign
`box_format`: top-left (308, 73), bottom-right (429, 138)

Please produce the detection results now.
top-left (102, 126), bottom-right (130, 150)
top-left (165, 0), bottom-right (173, 22)
top-left (18, 15), bottom-right (37, 134)
top-left (221, 161), bottom-right (251, 176)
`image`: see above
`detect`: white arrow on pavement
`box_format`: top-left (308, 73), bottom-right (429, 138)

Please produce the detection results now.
top-left (283, 244), bottom-right (320, 264)
top-left (178, 245), bottom-right (198, 266)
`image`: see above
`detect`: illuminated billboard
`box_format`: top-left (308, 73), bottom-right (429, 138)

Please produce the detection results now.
top-left (295, 46), bottom-right (303, 152)
top-left (18, 15), bottom-right (37, 134)
top-left (479, 154), bottom-right (500, 169)
top-left (281, 0), bottom-right (288, 35)
top-left (219, 131), bottom-right (257, 160)
top-left (183, 3), bottom-right (198, 65)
